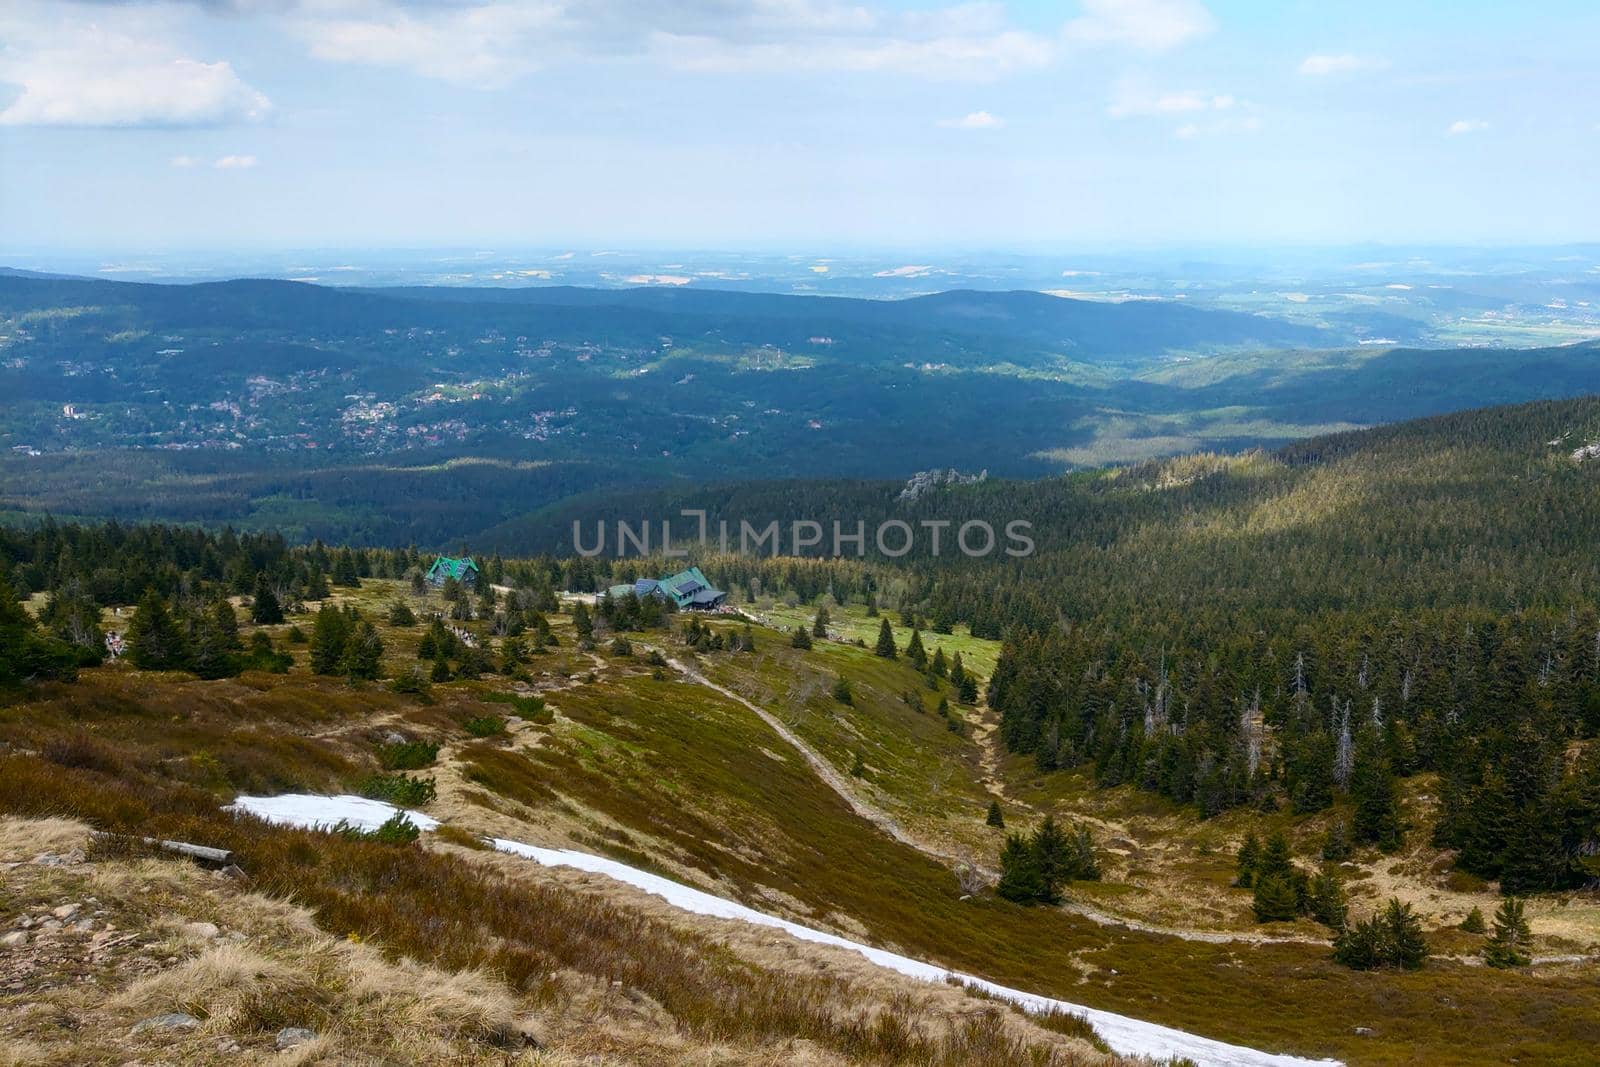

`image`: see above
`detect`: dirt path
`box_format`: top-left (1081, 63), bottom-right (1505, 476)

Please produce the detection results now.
top-left (657, 650), bottom-right (968, 860)
top-left (968, 703), bottom-right (1015, 802)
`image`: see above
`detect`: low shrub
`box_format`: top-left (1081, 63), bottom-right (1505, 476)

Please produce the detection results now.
top-left (358, 773), bottom-right (437, 807)
top-left (463, 716), bottom-right (505, 738)
top-left (377, 740), bottom-right (440, 771)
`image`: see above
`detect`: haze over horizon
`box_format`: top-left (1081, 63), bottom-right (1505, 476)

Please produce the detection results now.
top-left (4, 0), bottom-right (1599, 251)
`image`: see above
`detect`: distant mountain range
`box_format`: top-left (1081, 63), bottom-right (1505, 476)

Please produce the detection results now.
top-left (3, 270), bottom-right (1600, 548)
top-left (0, 273), bottom-right (1331, 364)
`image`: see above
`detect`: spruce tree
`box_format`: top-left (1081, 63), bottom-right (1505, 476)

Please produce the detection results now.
top-left (1308, 872), bottom-right (1348, 929)
top-left (812, 606), bottom-right (830, 638)
top-left (1253, 873), bottom-right (1300, 922)
top-left (1030, 816), bottom-right (1072, 904)
top-left (832, 675), bottom-right (853, 705)
top-left (211, 599), bottom-right (242, 651)
top-left (905, 628), bottom-right (927, 669)
top-left (1483, 897), bottom-right (1532, 968)
top-left (986, 799), bottom-right (1005, 828)
top-left (309, 603), bottom-right (350, 675)
top-left (571, 601), bottom-right (593, 639)
top-left (930, 647), bottom-right (948, 678)
top-left (126, 590), bottom-right (188, 672)
top-left (1383, 899), bottom-right (1429, 969)
top-left (791, 626), bottom-right (813, 649)
top-left (1321, 821), bottom-right (1352, 862)
top-left (1234, 831), bottom-right (1261, 888)
top-left (339, 620), bottom-right (385, 680)
top-left (875, 618), bottom-right (897, 658)
top-left (1460, 906), bottom-right (1487, 934)
top-left (250, 574), bottom-right (283, 624)
top-left (1351, 727), bottom-right (1403, 851)
top-left (997, 833), bottom-right (1045, 904)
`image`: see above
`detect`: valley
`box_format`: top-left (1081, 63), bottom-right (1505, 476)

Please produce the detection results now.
top-left (8, 539), bottom-right (1600, 1064)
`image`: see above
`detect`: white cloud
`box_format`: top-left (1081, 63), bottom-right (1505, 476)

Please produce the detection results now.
top-left (1448, 118), bottom-right (1488, 135)
top-left (1109, 85), bottom-right (1237, 118)
top-left (1064, 0), bottom-right (1216, 52)
top-left (283, 0), bottom-right (1054, 84)
top-left (1298, 53), bottom-right (1369, 76)
top-left (1174, 115), bottom-right (1259, 139)
top-left (649, 28), bottom-right (1053, 80)
top-left (0, 6), bottom-right (271, 127)
top-left (292, 1), bottom-right (565, 88)
top-left (170, 155), bottom-right (201, 168)
top-left (213, 154), bottom-right (259, 169)
top-left (938, 109), bottom-right (1004, 129)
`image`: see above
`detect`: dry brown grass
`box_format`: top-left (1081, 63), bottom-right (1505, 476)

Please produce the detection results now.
top-left (0, 815), bottom-right (88, 861)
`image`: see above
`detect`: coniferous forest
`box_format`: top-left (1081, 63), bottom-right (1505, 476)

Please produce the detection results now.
top-left (8, 395), bottom-right (1600, 897)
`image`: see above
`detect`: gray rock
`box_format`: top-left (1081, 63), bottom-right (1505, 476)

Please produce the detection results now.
top-left (275, 1027), bottom-right (316, 1050)
top-left (53, 903), bottom-right (81, 920)
top-left (1352, 1026), bottom-right (1375, 1037)
top-left (381, 730), bottom-right (407, 745)
top-left (131, 1012), bottom-right (200, 1034)
top-left (0, 930), bottom-right (28, 948)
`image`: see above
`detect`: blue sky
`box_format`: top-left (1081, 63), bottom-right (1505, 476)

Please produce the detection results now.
top-left (2, 0), bottom-right (1598, 250)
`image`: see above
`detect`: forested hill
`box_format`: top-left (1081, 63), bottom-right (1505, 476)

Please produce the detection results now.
top-left (0, 273), bottom-right (1331, 364)
top-left (375, 284), bottom-right (1334, 355)
top-left (521, 394), bottom-right (1600, 630)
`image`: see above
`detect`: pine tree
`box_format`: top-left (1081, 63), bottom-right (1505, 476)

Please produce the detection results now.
top-left (850, 751), bottom-right (866, 777)
top-left (950, 651), bottom-right (967, 689)
top-left (1031, 816), bottom-right (1072, 904)
top-left (1234, 831), bottom-right (1261, 888)
top-left (1383, 898), bottom-right (1429, 969)
top-left (791, 626), bottom-right (813, 649)
top-left (1308, 872), bottom-right (1348, 929)
top-left (1460, 906), bottom-right (1487, 934)
top-left (1321, 820), bottom-right (1352, 862)
top-left (250, 574), bottom-right (283, 624)
top-left (929, 647), bottom-right (948, 678)
top-left (309, 603), bottom-right (350, 676)
top-left (741, 623), bottom-right (756, 653)
top-left (189, 612), bottom-right (239, 681)
top-left (875, 618), bottom-right (897, 658)
top-left (812, 606), bottom-right (830, 638)
top-left (339, 620), bottom-right (384, 680)
top-left (571, 601), bottom-right (593, 639)
top-left (832, 675), bottom-right (853, 705)
top-left (1483, 897), bottom-right (1532, 968)
top-left (905, 628), bottom-right (926, 669)
top-left (997, 833), bottom-right (1045, 904)
top-left (1351, 727), bottom-right (1403, 851)
top-left (211, 599), bottom-right (242, 651)
top-left (126, 590), bottom-right (188, 672)
top-left (388, 601), bottom-right (417, 626)
top-left (1259, 831), bottom-right (1294, 879)
top-left (430, 653), bottom-right (452, 682)
top-left (986, 799), bottom-right (1005, 827)
top-left (1252, 873), bottom-right (1300, 922)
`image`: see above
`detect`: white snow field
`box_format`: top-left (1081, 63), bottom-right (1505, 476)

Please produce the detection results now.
top-left (227, 794), bottom-right (1342, 1067)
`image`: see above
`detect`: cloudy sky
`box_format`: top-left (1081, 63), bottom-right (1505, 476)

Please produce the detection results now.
top-left (2, 0), bottom-right (1598, 249)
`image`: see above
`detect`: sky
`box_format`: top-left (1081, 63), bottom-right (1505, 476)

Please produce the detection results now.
top-left (2, 0), bottom-right (1599, 251)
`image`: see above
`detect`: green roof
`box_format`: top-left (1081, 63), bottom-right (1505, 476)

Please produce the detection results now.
top-left (427, 556), bottom-right (480, 580)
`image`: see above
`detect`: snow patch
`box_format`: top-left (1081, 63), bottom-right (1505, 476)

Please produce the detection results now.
top-left (227, 795), bottom-right (1340, 1067)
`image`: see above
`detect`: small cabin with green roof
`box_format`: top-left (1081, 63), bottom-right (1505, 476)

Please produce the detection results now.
top-left (426, 555), bottom-right (480, 588)
top-left (603, 566), bottom-right (727, 610)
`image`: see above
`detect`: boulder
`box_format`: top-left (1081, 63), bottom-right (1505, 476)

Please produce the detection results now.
top-left (275, 1027), bottom-right (316, 1050)
top-left (131, 1012), bottom-right (200, 1035)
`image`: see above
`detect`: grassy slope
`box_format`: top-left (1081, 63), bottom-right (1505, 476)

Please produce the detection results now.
top-left (8, 580), bottom-right (1600, 1064)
